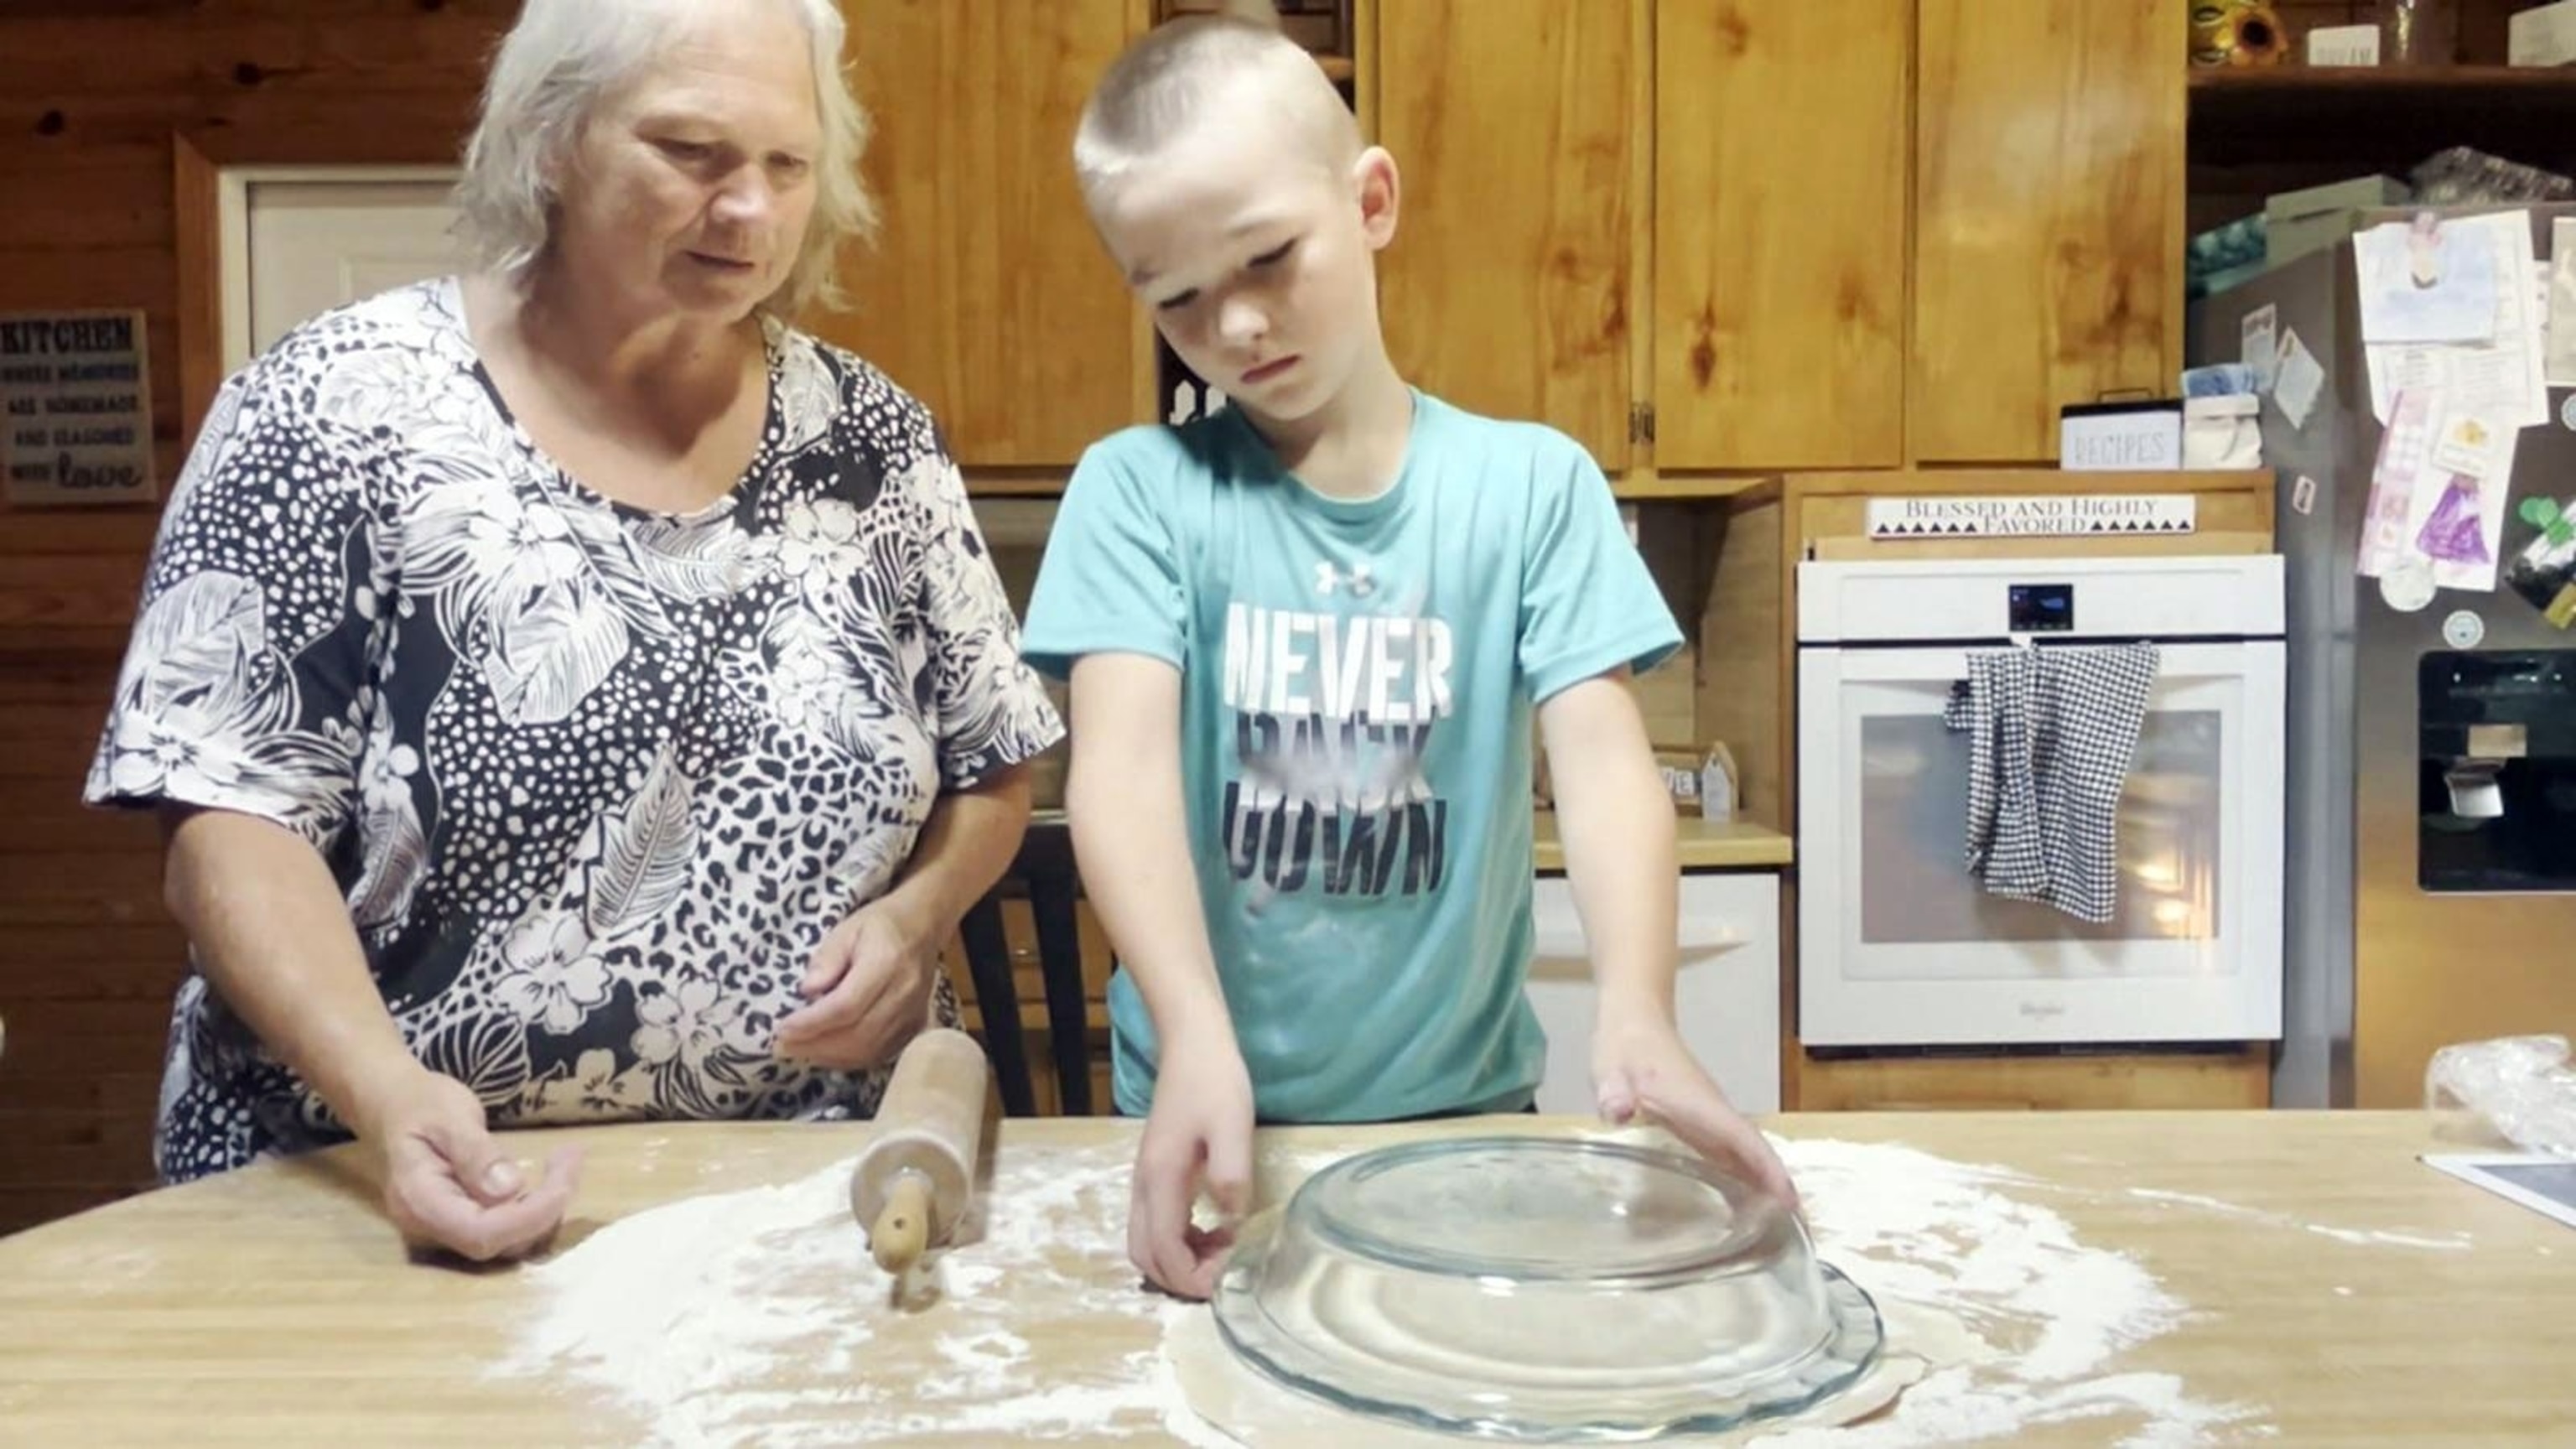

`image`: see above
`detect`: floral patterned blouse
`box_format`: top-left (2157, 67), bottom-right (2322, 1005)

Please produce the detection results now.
top-left (84, 278), bottom-right (1064, 1182)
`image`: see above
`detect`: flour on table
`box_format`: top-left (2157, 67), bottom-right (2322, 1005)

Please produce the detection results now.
top-left (490, 1141), bottom-right (1185, 1446)
top-left (1643, 1135), bottom-right (2254, 1447)
top-left (489, 1135), bottom-right (2263, 1447)
top-left (2123, 1187), bottom-right (2473, 1252)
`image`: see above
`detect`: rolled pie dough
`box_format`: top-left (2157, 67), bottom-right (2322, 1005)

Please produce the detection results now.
top-left (1162, 1296), bottom-right (1987, 1446)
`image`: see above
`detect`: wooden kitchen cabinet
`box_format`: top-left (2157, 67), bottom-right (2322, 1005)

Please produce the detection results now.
top-left (827, 0), bottom-right (1137, 467)
top-left (1910, 0), bottom-right (2186, 463)
top-left (1374, 0), bottom-right (1638, 468)
top-left (1652, 0), bottom-right (1908, 471)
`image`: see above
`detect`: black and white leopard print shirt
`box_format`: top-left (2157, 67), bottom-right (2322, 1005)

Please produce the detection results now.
top-left (83, 277), bottom-right (1065, 1182)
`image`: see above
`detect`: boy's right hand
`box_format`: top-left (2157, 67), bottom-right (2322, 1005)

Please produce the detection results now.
top-left (1128, 1038), bottom-right (1257, 1300)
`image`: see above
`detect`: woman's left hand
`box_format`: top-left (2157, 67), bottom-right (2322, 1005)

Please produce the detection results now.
top-left (1592, 1008), bottom-right (1800, 1210)
top-left (776, 894), bottom-right (943, 1070)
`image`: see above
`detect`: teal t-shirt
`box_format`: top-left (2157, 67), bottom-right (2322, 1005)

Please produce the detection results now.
top-left (1021, 390), bottom-right (1680, 1122)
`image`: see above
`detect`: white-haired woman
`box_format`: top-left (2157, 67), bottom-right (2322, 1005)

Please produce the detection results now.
top-left (83, 0), bottom-right (1062, 1262)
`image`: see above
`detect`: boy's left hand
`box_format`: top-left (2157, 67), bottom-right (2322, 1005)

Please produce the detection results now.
top-left (1592, 1011), bottom-right (1799, 1209)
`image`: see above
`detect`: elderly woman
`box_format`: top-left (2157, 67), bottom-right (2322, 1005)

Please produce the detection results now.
top-left (82, 0), bottom-right (1062, 1261)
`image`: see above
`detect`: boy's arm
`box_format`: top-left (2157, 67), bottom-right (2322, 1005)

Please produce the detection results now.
top-left (1065, 652), bottom-right (1254, 1297)
top-left (1065, 652), bottom-right (1233, 1052)
top-left (1539, 669), bottom-right (1799, 1208)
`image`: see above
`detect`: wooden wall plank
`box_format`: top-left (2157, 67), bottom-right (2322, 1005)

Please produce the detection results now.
top-left (0, 20), bottom-right (197, 96)
top-left (0, 0), bottom-right (524, 1238)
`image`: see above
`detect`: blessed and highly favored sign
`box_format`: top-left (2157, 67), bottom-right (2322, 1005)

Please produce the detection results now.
top-left (1866, 494), bottom-right (2198, 539)
top-left (1, 309), bottom-right (156, 506)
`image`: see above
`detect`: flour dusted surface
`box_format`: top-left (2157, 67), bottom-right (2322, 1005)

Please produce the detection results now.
top-left (489, 1133), bottom-right (2454, 1446)
top-left (490, 1140), bottom-right (1183, 1446)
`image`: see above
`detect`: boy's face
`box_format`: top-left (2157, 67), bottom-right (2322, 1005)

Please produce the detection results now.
top-left (1090, 122), bottom-right (1398, 428)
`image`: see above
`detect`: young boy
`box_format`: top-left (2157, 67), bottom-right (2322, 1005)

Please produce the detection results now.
top-left (1020, 5), bottom-right (1797, 1300)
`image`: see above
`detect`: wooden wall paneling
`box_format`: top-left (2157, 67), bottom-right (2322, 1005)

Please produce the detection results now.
top-left (1692, 494), bottom-right (1785, 831)
top-left (0, 1), bottom-right (518, 1233)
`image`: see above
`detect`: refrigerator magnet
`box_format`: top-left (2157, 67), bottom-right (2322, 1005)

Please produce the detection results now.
top-left (2380, 558), bottom-right (2438, 612)
top-left (2505, 497), bottom-right (2576, 621)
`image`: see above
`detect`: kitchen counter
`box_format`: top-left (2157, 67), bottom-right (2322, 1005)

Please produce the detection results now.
top-left (1, 1111), bottom-right (2564, 1445)
top-left (1534, 811), bottom-right (1794, 871)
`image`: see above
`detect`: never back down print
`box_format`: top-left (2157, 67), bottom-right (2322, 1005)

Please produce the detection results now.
top-left (1218, 578), bottom-right (1455, 899)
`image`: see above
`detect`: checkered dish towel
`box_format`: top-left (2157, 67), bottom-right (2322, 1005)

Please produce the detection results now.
top-left (1940, 642), bottom-right (2161, 923)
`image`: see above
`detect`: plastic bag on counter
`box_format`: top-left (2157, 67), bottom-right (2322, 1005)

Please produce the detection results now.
top-left (2424, 1035), bottom-right (2576, 1156)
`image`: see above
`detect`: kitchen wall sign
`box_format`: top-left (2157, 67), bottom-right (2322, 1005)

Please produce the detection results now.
top-left (1866, 494), bottom-right (2198, 541)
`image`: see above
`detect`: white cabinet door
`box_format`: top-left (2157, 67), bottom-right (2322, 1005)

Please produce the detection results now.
top-left (1527, 873), bottom-right (1782, 1116)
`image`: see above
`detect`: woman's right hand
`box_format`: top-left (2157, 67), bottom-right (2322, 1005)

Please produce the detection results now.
top-left (361, 1067), bottom-right (583, 1264)
top-left (1127, 1036), bottom-right (1256, 1301)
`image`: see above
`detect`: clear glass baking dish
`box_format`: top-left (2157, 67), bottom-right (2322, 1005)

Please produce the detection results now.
top-left (1211, 1135), bottom-right (1881, 1441)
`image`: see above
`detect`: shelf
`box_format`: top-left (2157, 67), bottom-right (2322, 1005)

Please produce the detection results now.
top-left (2190, 65), bottom-right (2576, 169)
top-left (1611, 474), bottom-right (1778, 502)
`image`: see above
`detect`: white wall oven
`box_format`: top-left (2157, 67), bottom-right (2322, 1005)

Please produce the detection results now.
top-left (1796, 556), bottom-right (2286, 1047)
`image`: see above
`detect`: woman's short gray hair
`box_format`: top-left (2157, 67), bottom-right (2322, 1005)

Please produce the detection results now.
top-left (451, 0), bottom-right (875, 318)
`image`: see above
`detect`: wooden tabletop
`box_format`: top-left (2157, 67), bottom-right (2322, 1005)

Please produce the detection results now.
top-left (0, 1111), bottom-right (2565, 1446)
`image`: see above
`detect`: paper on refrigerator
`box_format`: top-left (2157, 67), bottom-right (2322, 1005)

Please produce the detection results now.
top-left (2408, 410), bottom-right (2517, 593)
top-left (2358, 384), bottom-right (2516, 593)
top-left (2272, 328), bottom-right (2327, 428)
top-left (2360, 387), bottom-right (2439, 578)
top-left (2547, 217), bottom-right (2576, 388)
top-left (2355, 215), bottom-right (2503, 344)
top-left (2366, 211), bottom-right (2548, 429)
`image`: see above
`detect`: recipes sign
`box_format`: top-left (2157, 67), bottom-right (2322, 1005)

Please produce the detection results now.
top-left (2, 309), bottom-right (155, 506)
top-left (1866, 494), bottom-right (2197, 540)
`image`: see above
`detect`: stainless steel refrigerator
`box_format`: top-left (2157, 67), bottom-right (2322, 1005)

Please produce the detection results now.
top-left (2188, 205), bottom-right (2576, 1110)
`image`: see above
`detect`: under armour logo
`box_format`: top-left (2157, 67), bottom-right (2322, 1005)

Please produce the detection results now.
top-left (1315, 562), bottom-right (1377, 597)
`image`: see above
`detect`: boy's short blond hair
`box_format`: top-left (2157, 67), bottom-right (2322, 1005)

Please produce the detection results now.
top-left (1071, 0), bottom-right (1363, 209)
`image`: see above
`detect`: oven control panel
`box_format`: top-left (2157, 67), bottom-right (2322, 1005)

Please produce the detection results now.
top-left (2007, 582), bottom-right (2074, 633)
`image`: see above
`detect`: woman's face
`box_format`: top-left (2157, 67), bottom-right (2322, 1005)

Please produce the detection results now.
top-left (551, 3), bottom-right (823, 324)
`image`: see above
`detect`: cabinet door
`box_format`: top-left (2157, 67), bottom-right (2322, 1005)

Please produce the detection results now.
top-left (1912, 0), bottom-right (2185, 463)
top-left (1375, 0), bottom-right (1636, 467)
top-left (1653, 0), bottom-right (1907, 470)
top-left (1528, 872), bottom-right (1781, 1116)
top-left (826, 0), bottom-right (1136, 467)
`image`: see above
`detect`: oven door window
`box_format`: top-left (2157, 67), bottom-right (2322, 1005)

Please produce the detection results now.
top-left (1814, 643), bottom-right (2264, 985)
top-left (1858, 706), bottom-right (2223, 948)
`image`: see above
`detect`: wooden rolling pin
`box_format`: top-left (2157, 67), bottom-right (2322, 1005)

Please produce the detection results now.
top-left (849, 1027), bottom-right (989, 1275)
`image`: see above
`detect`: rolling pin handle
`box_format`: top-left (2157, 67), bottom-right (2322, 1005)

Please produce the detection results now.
top-left (870, 1169), bottom-right (933, 1275)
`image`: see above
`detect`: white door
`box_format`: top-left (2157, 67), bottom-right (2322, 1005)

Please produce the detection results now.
top-left (226, 169), bottom-right (463, 371)
top-left (1527, 873), bottom-right (1781, 1115)
top-left (1797, 641), bottom-right (2286, 1047)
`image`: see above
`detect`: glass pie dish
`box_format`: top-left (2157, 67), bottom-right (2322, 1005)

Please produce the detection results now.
top-left (1211, 1136), bottom-right (1882, 1442)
